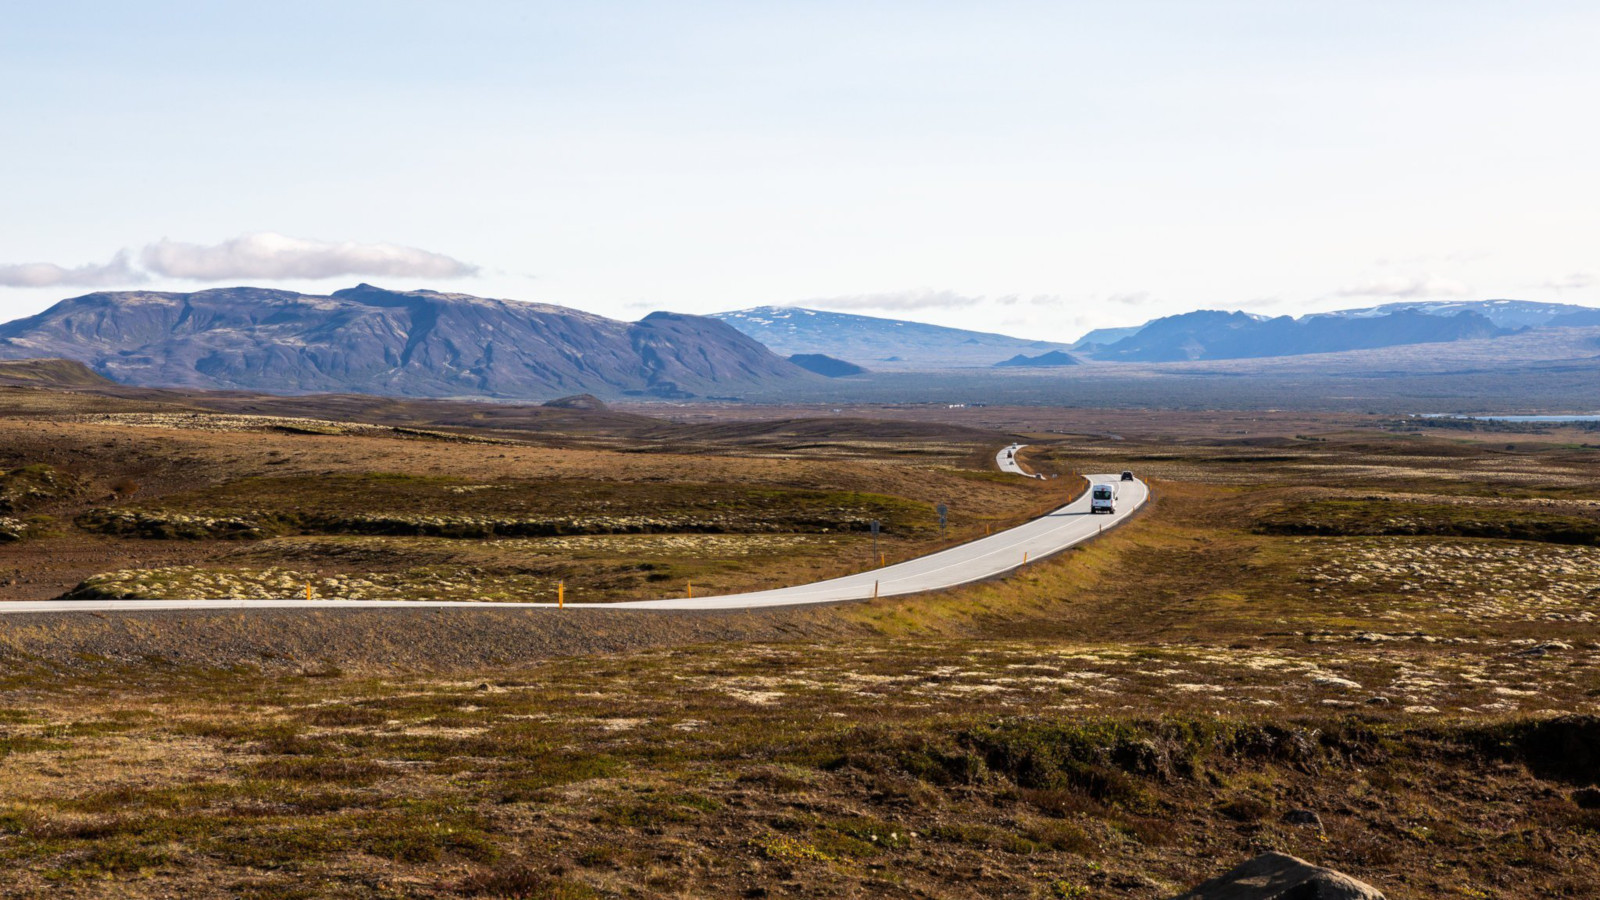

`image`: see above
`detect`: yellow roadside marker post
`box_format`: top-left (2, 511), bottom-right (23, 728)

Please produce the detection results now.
top-left (687, 581), bottom-right (693, 599)
top-left (558, 581), bottom-right (564, 608)
top-left (1023, 551), bottom-right (1028, 564)
top-left (304, 583), bottom-right (311, 601)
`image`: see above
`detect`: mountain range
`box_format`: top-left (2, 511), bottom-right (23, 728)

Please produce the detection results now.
top-left (1090, 308), bottom-right (1512, 362)
top-left (1067, 299), bottom-right (1600, 362)
top-left (1305, 298), bottom-right (1590, 329)
top-left (0, 284), bottom-right (812, 400)
top-left (2, 286), bottom-right (1598, 403)
top-left (711, 299), bottom-right (1600, 369)
top-left (709, 306), bottom-right (1075, 370)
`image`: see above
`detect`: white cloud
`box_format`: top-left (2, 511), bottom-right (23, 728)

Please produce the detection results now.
top-left (1332, 275), bottom-right (1470, 299)
top-left (0, 234), bottom-right (479, 292)
top-left (1539, 272), bottom-right (1595, 291)
top-left (794, 289), bottom-right (1078, 313)
top-left (0, 250), bottom-right (144, 288)
top-left (141, 233), bottom-right (478, 281)
top-left (796, 289), bottom-right (986, 312)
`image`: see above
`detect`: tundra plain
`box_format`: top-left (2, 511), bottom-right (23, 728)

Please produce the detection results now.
top-left (0, 373), bottom-right (1597, 899)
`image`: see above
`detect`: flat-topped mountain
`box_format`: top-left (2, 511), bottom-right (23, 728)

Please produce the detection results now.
top-left (711, 306), bottom-right (1075, 370)
top-left (0, 284), bottom-right (813, 400)
top-left (1308, 298), bottom-right (1594, 329)
top-left (1075, 298), bottom-right (1600, 362)
top-left (1094, 308), bottom-right (1511, 362)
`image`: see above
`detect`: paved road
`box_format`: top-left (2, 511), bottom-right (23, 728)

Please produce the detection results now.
top-left (0, 469), bottom-right (1147, 614)
top-left (995, 443), bottom-right (1043, 478)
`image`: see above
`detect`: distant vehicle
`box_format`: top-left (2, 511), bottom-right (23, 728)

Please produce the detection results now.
top-left (1120, 470), bottom-right (1135, 481)
top-left (1091, 482), bottom-right (1118, 514)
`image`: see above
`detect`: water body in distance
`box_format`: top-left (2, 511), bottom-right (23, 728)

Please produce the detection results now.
top-left (1419, 414), bottom-right (1600, 422)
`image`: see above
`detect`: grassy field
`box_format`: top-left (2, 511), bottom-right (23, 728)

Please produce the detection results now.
top-left (0, 381), bottom-right (1598, 898)
top-left (0, 385), bottom-right (1065, 605)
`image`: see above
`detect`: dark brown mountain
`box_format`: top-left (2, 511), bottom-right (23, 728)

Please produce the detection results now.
top-left (787, 353), bottom-right (868, 377)
top-left (0, 284), bottom-right (815, 400)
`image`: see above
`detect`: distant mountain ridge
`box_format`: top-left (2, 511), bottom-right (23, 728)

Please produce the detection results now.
top-left (1545, 308), bottom-right (1600, 328)
top-left (711, 306), bottom-right (1074, 370)
top-left (1307, 298), bottom-right (1593, 329)
top-left (0, 284), bottom-right (813, 400)
top-left (1094, 308), bottom-right (1510, 362)
top-left (1069, 325), bottom-right (1146, 350)
top-left (994, 350), bottom-right (1081, 368)
top-left (718, 298), bottom-right (1600, 371)
top-left (1073, 298), bottom-right (1600, 360)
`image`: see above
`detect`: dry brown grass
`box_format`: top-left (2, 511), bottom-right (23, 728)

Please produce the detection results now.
top-left (0, 399), bottom-right (1065, 603)
top-left (1, 392), bottom-right (1599, 897)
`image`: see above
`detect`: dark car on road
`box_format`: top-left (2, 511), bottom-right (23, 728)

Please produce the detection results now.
top-left (1120, 470), bottom-right (1135, 481)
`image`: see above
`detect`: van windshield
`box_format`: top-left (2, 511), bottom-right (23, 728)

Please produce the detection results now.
top-left (1093, 487), bottom-right (1112, 498)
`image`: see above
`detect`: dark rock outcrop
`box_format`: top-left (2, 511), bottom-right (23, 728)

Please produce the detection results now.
top-left (1170, 852), bottom-right (1385, 899)
top-left (1280, 809), bottom-right (1324, 829)
top-left (1573, 786), bottom-right (1600, 809)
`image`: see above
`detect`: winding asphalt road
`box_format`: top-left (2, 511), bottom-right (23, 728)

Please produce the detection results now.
top-left (995, 443), bottom-right (1043, 478)
top-left (0, 452), bottom-right (1146, 614)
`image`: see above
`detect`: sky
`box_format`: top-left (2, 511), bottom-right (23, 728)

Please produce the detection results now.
top-left (3, 1), bottom-right (1599, 343)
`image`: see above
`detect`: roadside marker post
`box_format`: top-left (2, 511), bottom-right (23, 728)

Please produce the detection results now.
top-left (1023, 551), bottom-right (1028, 565)
top-left (558, 581), bottom-right (564, 608)
top-left (879, 553), bottom-right (885, 567)
top-left (687, 581), bottom-right (693, 599)
top-left (873, 580), bottom-right (879, 599)
top-left (304, 583), bottom-right (311, 601)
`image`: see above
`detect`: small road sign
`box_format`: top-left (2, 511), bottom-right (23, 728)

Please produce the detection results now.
top-left (936, 503), bottom-right (948, 529)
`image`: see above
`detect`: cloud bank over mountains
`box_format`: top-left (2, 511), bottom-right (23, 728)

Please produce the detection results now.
top-left (1332, 275), bottom-right (1471, 300)
top-left (0, 234), bottom-right (478, 288)
top-left (798, 289), bottom-right (1065, 314)
top-left (0, 250), bottom-right (142, 289)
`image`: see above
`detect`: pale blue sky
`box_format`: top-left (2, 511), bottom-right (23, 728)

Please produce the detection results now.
top-left (3, 2), bottom-right (1598, 340)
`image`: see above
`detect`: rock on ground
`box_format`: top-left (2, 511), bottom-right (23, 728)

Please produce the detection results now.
top-left (1170, 851), bottom-right (1385, 900)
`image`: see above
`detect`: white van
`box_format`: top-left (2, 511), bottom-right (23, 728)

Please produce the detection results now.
top-left (1090, 482), bottom-right (1118, 514)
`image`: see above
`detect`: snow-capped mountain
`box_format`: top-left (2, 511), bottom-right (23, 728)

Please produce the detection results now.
top-left (1307, 299), bottom-right (1594, 329)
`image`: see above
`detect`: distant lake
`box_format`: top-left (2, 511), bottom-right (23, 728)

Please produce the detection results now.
top-left (1421, 414), bottom-right (1600, 423)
